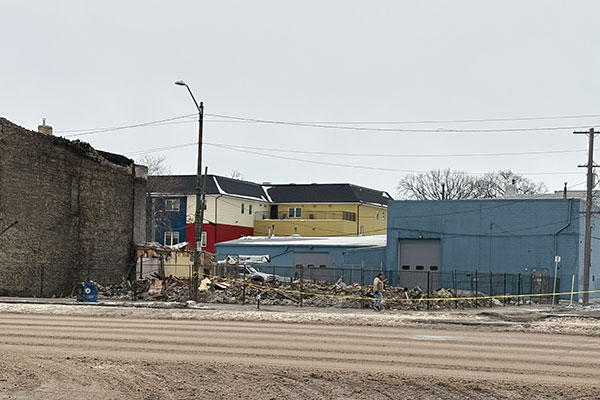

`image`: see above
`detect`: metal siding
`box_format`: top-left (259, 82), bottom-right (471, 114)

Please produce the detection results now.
top-left (398, 240), bottom-right (441, 288)
top-left (387, 199), bottom-right (586, 294)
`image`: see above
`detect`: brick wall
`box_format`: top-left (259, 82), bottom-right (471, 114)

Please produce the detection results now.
top-left (0, 118), bottom-right (146, 296)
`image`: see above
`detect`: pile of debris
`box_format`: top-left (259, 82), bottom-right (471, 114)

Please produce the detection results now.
top-left (97, 276), bottom-right (498, 309)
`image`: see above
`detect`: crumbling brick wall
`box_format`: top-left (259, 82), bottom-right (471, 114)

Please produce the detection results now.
top-left (0, 117), bottom-right (146, 296)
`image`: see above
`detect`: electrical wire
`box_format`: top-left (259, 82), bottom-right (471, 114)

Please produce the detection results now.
top-left (206, 112), bottom-right (599, 133)
top-left (126, 140), bottom-right (593, 159)
top-left (208, 143), bottom-right (582, 176)
top-left (56, 112), bottom-right (600, 137)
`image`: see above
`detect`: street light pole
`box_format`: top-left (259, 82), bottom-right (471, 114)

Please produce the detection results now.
top-left (175, 80), bottom-right (204, 301)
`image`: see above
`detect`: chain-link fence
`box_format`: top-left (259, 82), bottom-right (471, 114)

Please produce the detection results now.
top-left (210, 263), bottom-right (565, 305)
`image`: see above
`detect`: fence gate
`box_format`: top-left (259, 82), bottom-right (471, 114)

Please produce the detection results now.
top-left (398, 240), bottom-right (441, 288)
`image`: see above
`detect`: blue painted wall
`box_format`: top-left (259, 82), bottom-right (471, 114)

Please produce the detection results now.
top-left (386, 198), bottom-right (600, 298)
top-left (215, 242), bottom-right (386, 283)
top-left (151, 196), bottom-right (187, 245)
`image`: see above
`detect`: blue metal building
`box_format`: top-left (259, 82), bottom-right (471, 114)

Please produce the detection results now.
top-left (215, 235), bottom-right (386, 284)
top-left (386, 198), bottom-right (600, 299)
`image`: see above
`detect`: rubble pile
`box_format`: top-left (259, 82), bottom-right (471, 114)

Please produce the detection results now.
top-left (98, 276), bottom-right (496, 309)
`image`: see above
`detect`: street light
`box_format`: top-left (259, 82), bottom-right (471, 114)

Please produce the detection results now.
top-left (175, 79), bottom-right (205, 301)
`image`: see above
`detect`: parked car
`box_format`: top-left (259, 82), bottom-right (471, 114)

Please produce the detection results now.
top-left (239, 265), bottom-right (276, 283)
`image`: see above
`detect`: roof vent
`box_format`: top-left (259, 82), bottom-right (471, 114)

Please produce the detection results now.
top-left (37, 118), bottom-right (53, 135)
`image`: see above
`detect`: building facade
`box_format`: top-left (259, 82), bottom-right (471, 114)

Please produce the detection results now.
top-left (148, 177), bottom-right (392, 252)
top-left (147, 175), bottom-right (270, 253)
top-left (385, 198), bottom-right (600, 298)
top-left (215, 235), bottom-right (386, 284)
top-left (0, 118), bottom-right (147, 296)
top-left (254, 183), bottom-right (392, 237)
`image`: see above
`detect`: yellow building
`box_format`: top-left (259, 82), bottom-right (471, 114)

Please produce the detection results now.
top-left (254, 184), bottom-right (392, 237)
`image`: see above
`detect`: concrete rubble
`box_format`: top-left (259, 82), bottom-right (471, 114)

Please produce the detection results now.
top-left (97, 276), bottom-right (505, 310)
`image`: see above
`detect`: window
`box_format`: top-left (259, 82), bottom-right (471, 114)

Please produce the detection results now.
top-left (164, 231), bottom-right (179, 246)
top-left (430, 266), bottom-right (439, 271)
top-left (288, 207), bottom-right (302, 218)
top-left (416, 265), bottom-right (424, 271)
top-left (376, 211), bottom-right (380, 221)
top-left (241, 203), bottom-right (245, 214)
top-left (249, 205), bottom-right (253, 215)
top-left (382, 213), bottom-right (385, 221)
top-left (165, 198), bottom-right (180, 212)
top-left (201, 231), bottom-right (207, 248)
top-left (401, 265), bottom-right (410, 270)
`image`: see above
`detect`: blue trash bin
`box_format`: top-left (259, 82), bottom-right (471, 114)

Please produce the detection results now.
top-left (83, 281), bottom-right (98, 302)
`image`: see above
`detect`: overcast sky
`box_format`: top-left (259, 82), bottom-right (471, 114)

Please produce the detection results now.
top-left (2, 1), bottom-right (600, 196)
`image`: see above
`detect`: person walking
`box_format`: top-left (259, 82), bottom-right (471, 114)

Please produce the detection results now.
top-left (373, 273), bottom-right (385, 311)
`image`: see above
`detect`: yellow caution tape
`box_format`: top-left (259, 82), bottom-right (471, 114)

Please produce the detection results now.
top-left (202, 273), bottom-right (600, 303)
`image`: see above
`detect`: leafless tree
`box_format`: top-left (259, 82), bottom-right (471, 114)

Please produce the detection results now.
top-left (397, 169), bottom-right (547, 200)
top-left (475, 170), bottom-right (547, 198)
top-left (397, 169), bottom-right (479, 200)
top-left (229, 170), bottom-right (244, 180)
top-left (136, 153), bottom-right (171, 176)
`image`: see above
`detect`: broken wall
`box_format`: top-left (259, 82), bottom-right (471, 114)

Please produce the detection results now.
top-left (0, 117), bottom-right (147, 296)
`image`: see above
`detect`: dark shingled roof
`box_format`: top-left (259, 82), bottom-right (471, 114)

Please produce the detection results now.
top-left (147, 175), bottom-right (392, 206)
top-left (265, 184), bottom-right (392, 206)
top-left (147, 175), bottom-right (269, 201)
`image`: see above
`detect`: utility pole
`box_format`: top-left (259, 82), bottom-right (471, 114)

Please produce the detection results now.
top-left (574, 128), bottom-right (598, 305)
top-left (175, 80), bottom-right (205, 302)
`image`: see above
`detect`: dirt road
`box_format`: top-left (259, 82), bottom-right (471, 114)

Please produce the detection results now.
top-left (0, 313), bottom-right (599, 399)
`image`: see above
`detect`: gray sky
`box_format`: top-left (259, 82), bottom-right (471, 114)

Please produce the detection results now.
top-left (2, 0), bottom-right (600, 196)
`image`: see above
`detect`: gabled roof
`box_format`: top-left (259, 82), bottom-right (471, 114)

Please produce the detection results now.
top-left (147, 175), bottom-right (270, 202)
top-left (265, 183), bottom-right (392, 206)
top-left (148, 176), bottom-right (392, 206)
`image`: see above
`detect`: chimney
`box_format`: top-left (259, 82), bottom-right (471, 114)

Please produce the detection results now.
top-left (37, 118), bottom-right (53, 135)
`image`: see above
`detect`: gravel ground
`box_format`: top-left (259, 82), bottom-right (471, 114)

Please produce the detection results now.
top-left (1, 301), bottom-right (599, 399)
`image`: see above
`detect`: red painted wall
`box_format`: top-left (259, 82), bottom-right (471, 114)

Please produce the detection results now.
top-left (186, 223), bottom-right (254, 253)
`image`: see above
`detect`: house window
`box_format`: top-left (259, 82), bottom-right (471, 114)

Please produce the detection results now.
top-left (249, 205), bottom-right (253, 215)
top-left (165, 198), bottom-right (180, 212)
top-left (288, 207), bottom-right (302, 218)
top-left (241, 203), bottom-right (245, 214)
top-left (382, 213), bottom-right (385, 221)
top-left (376, 211), bottom-right (380, 221)
top-left (164, 231), bottom-right (179, 246)
top-left (201, 231), bottom-right (207, 248)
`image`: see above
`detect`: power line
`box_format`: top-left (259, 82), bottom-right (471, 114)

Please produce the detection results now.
top-left (206, 112), bottom-right (599, 133)
top-left (60, 114), bottom-right (198, 137)
top-left (56, 112), bottom-right (600, 137)
top-left (208, 143), bottom-right (582, 176)
top-left (126, 140), bottom-right (592, 159)
top-left (207, 142), bottom-right (590, 158)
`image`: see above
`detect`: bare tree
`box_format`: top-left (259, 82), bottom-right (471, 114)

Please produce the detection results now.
top-left (136, 154), bottom-right (171, 176)
top-left (229, 170), bottom-right (244, 180)
top-left (397, 169), bottom-right (479, 200)
top-left (475, 170), bottom-right (547, 198)
top-left (397, 169), bottom-right (547, 200)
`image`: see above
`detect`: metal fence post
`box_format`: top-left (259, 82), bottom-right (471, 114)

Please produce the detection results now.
top-left (453, 270), bottom-right (457, 309)
top-left (475, 270), bottom-right (478, 308)
top-left (427, 270), bottom-right (431, 311)
top-left (360, 266), bottom-right (365, 309)
top-left (300, 267), bottom-right (304, 307)
top-left (503, 272), bottom-right (507, 305)
top-left (242, 265), bottom-right (246, 304)
top-left (489, 272), bottom-right (493, 308)
top-left (517, 273), bottom-right (522, 306)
